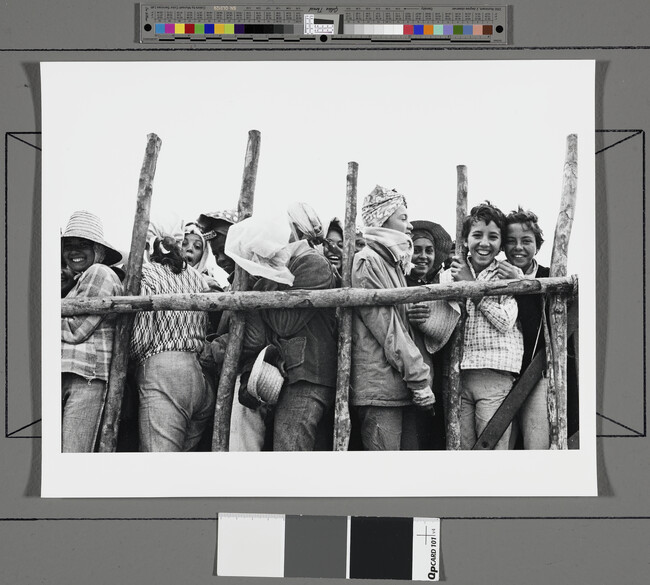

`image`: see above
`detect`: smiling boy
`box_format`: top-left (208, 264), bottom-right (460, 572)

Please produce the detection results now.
top-left (440, 202), bottom-right (524, 450)
top-left (499, 208), bottom-right (551, 449)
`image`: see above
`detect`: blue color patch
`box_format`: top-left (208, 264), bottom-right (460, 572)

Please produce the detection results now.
top-left (155, 23), bottom-right (165, 34)
top-left (463, 25), bottom-right (473, 35)
top-left (204, 23), bottom-right (215, 34)
top-left (413, 25), bottom-right (424, 35)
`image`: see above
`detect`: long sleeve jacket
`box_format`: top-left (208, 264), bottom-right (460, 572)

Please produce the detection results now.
top-left (350, 242), bottom-right (430, 407)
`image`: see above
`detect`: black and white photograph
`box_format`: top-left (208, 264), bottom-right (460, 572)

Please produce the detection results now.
top-left (43, 60), bottom-right (596, 497)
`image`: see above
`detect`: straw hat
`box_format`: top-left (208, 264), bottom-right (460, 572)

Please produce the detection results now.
top-left (61, 210), bottom-right (122, 266)
top-left (417, 300), bottom-right (461, 354)
top-left (247, 345), bottom-right (284, 405)
top-left (411, 220), bottom-right (452, 277)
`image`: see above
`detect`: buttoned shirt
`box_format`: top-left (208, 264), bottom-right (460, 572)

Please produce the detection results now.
top-left (440, 258), bottom-right (524, 373)
top-left (130, 262), bottom-right (208, 365)
top-left (61, 264), bottom-right (123, 382)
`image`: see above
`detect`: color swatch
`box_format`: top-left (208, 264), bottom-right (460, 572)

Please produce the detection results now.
top-left (217, 513), bottom-right (441, 581)
top-left (152, 22), bottom-right (494, 36)
top-left (141, 5), bottom-right (508, 44)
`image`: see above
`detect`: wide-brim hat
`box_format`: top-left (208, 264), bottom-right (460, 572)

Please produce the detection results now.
top-left (411, 220), bottom-right (452, 276)
top-left (197, 209), bottom-right (239, 241)
top-left (248, 345), bottom-right (284, 405)
top-left (61, 210), bottom-right (122, 266)
top-left (417, 300), bottom-right (461, 354)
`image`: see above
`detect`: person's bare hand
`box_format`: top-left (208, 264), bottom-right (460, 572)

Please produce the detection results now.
top-left (450, 255), bottom-right (474, 282)
top-left (412, 385), bottom-right (436, 410)
top-left (496, 260), bottom-right (520, 280)
top-left (407, 303), bottom-right (430, 324)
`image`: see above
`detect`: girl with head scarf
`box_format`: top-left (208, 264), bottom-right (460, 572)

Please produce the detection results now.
top-left (225, 204), bottom-right (339, 451)
top-left (349, 186), bottom-right (436, 451)
top-left (61, 210), bottom-right (123, 452)
top-left (323, 217), bottom-right (344, 272)
top-left (265, 202), bottom-right (339, 451)
top-left (181, 221), bottom-right (221, 292)
top-left (130, 227), bottom-right (214, 452)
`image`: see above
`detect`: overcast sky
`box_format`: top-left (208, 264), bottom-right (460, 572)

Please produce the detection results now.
top-left (42, 60), bottom-right (594, 274)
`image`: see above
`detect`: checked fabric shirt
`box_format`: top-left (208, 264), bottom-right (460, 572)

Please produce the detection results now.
top-left (130, 262), bottom-right (208, 365)
top-left (440, 258), bottom-right (524, 373)
top-left (61, 263), bottom-right (123, 382)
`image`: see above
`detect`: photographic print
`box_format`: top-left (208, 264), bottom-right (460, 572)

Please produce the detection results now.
top-left (43, 60), bottom-right (596, 497)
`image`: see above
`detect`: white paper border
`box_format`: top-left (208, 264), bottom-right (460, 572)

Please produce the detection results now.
top-left (41, 60), bottom-right (597, 498)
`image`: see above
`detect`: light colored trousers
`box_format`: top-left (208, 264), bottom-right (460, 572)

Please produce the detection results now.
top-left (61, 373), bottom-right (106, 452)
top-left (137, 351), bottom-right (215, 452)
top-left (515, 375), bottom-right (551, 450)
top-left (460, 369), bottom-right (516, 450)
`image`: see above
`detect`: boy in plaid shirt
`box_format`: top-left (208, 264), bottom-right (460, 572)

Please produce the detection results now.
top-left (440, 202), bottom-right (524, 449)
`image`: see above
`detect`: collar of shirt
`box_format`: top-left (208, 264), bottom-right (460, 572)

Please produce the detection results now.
top-left (465, 254), bottom-right (500, 280)
top-left (523, 258), bottom-right (539, 279)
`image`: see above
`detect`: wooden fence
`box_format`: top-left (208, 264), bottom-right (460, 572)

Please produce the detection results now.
top-left (62, 131), bottom-right (579, 452)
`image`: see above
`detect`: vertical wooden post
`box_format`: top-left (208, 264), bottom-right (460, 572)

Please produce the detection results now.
top-left (546, 134), bottom-right (578, 450)
top-left (444, 165), bottom-right (468, 450)
top-left (98, 133), bottom-right (162, 452)
top-left (212, 130), bottom-right (261, 452)
top-left (333, 161), bottom-right (358, 451)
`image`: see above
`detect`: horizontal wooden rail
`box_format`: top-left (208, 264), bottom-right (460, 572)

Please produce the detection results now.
top-left (62, 276), bottom-right (577, 316)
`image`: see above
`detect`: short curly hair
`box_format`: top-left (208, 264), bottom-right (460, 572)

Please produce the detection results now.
top-left (505, 207), bottom-right (545, 249)
top-left (461, 201), bottom-right (507, 243)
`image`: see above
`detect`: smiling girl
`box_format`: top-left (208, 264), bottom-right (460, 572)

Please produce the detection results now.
top-left (60, 211), bottom-right (123, 452)
top-left (440, 202), bottom-right (524, 450)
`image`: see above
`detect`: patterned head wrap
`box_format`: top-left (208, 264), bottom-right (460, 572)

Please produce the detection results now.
top-left (361, 185), bottom-right (407, 227)
top-left (197, 209), bottom-right (239, 241)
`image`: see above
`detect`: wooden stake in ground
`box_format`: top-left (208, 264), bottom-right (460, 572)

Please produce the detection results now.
top-left (444, 165), bottom-right (468, 450)
top-left (212, 130), bottom-right (261, 452)
top-left (545, 134), bottom-right (578, 450)
top-left (333, 161), bottom-right (358, 451)
top-left (98, 133), bottom-right (162, 452)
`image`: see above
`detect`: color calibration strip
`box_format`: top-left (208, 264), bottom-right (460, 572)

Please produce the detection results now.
top-left (217, 513), bottom-right (441, 581)
top-left (140, 5), bottom-right (508, 45)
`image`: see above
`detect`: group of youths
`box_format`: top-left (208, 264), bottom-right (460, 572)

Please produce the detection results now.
top-left (60, 185), bottom-right (573, 453)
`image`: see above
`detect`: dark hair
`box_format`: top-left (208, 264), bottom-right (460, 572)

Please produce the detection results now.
top-left (461, 201), bottom-right (507, 243)
top-left (505, 207), bottom-right (545, 249)
top-left (327, 218), bottom-right (343, 239)
top-left (150, 236), bottom-right (186, 274)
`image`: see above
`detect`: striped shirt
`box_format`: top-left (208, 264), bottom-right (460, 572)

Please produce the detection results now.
top-left (130, 262), bottom-right (208, 365)
top-left (61, 264), bottom-right (123, 382)
top-left (440, 258), bottom-right (524, 373)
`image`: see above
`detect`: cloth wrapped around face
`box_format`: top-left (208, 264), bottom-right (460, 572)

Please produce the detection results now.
top-left (224, 215), bottom-right (296, 286)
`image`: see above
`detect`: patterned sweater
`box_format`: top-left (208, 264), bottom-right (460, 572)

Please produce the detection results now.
top-left (130, 262), bottom-right (208, 365)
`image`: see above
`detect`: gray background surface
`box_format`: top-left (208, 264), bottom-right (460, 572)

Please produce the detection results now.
top-left (1, 0), bottom-right (649, 583)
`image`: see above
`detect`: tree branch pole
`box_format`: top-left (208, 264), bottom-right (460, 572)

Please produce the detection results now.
top-left (63, 276), bottom-right (576, 316)
top-left (212, 130), bottom-right (260, 452)
top-left (545, 133), bottom-right (578, 450)
top-left (333, 161), bottom-right (358, 451)
top-left (98, 133), bottom-right (162, 452)
top-left (444, 165), bottom-right (468, 450)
